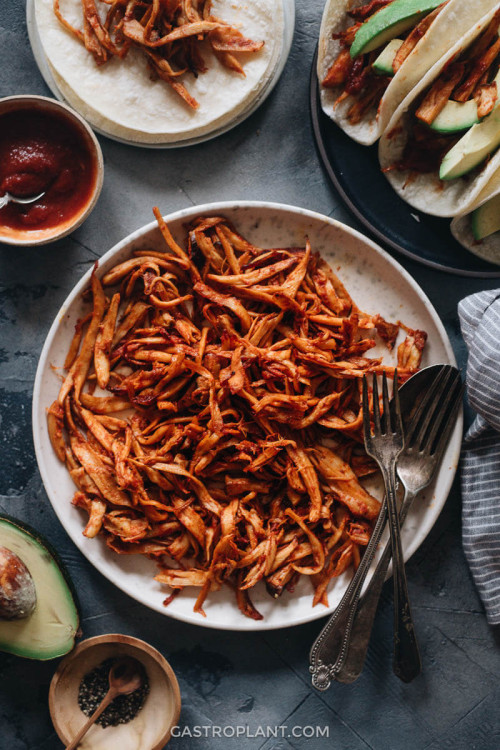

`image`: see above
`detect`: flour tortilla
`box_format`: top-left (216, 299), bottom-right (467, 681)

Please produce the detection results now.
top-left (379, 4), bottom-right (500, 217)
top-left (317, 0), bottom-right (497, 146)
top-left (35, 0), bottom-right (284, 144)
top-left (451, 168), bottom-right (500, 265)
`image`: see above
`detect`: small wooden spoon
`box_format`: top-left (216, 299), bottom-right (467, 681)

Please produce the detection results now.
top-left (66, 657), bottom-right (143, 750)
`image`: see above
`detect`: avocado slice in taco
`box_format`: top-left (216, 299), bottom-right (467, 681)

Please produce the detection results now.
top-left (471, 193), bottom-right (500, 239)
top-left (350, 0), bottom-right (442, 58)
top-left (450, 168), bottom-right (500, 265)
top-left (440, 107), bottom-right (500, 180)
top-left (379, 5), bottom-right (500, 217)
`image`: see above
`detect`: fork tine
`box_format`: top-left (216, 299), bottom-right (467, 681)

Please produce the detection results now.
top-left (405, 365), bottom-right (449, 446)
top-left (427, 378), bottom-right (464, 457)
top-left (382, 372), bottom-right (391, 434)
top-left (372, 374), bottom-right (381, 434)
top-left (422, 372), bottom-right (462, 454)
top-left (362, 375), bottom-right (371, 444)
top-left (409, 367), bottom-right (457, 451)
top-left (393, 369), bottom-right (403, 437)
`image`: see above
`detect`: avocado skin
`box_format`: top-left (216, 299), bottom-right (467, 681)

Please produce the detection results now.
top-left (0, 514), bottom-right (81, 659)
top-left (350, 0), bottom-right (443, 58)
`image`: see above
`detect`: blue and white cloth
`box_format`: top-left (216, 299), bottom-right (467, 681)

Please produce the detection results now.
top-left (459, 289), bottom-right (500, 625)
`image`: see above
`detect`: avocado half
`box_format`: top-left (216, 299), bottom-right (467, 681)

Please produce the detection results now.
top-left (0, 516), bottom-right (80, 660)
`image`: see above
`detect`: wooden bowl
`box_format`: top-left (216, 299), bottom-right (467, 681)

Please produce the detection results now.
top-left (49, 634), bottom-right (181, 749)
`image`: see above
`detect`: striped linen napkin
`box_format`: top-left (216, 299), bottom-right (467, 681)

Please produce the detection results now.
top-left (458, 289), bottom-right (500, 625)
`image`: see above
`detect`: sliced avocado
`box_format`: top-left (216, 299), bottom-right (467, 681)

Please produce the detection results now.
top-left (373, 39), bottom-right (404, 76)
top-left (350, 0), bottom-right (443, 58)
top-left (430, 100), bottom-right (480, 134)
top-left (0, 516), bottom-right (80, 660)
top-left (471, 194), bottom-right (500, 240)
top-left (439, 107), bottom-right (500, 180)
top-left (430, 70), bottom-right (500, 134)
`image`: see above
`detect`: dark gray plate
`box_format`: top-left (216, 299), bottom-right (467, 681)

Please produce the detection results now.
top-left (310, 51), bottom-right (500, 278)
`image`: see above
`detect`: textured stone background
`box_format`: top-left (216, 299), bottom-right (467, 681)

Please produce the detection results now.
top-left (1, 2), bottom-right (500, 748)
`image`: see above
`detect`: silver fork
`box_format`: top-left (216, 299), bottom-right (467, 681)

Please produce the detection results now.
top-left (309, 365), bottom-right (462, 690)
top-left (335, 365), bottom-right (463, 684)
top-left (362, 370), bottom-right (421, 682)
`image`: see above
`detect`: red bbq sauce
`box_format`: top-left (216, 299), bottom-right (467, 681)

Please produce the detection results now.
top-left (0, 108), bottom-right (97, 233)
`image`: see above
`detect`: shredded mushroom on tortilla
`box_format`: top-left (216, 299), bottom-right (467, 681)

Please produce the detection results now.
top-left (53, 0), bottom-right (265, 109)
top-left (48, 210), bottom-right (427, 618)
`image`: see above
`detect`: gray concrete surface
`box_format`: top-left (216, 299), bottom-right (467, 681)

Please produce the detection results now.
top-left (1, 2), bottom-right (499, 748)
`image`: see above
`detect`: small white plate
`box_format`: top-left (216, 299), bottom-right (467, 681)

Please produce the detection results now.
top-left (26, 0), bottom-right (295, 148)
top-left (32, 201), bottom-right (462, 631)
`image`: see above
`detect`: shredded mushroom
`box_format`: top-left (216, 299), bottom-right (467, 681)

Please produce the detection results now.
top-left (53, 0), bottom-right (265, 109)
top-left (48, 209), bottom-right (427, 618)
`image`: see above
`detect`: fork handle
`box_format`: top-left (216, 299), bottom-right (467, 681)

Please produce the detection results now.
top-left (383, 464), bottom-right (421, 683)
top-left (309, 500), bottom-right (388, 690)
top-left (335, 490), bottom-right (416, 684)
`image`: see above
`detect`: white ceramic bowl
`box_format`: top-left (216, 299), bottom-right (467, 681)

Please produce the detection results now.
top-left (0, 95), bottom-right (103, 246)
top-left (33, 201), bottom-right (461, 630)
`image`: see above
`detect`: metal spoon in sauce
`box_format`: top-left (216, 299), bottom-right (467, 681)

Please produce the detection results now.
top-left (65, 657), bottom-right (143, 750)
top-left (0, 191), bottom-right (45, 210)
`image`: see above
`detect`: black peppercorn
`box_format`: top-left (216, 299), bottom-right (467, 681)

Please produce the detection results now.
top-left (78, 657), bottom-right (149, 728)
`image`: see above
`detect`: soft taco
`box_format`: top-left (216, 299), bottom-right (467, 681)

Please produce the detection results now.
top-left (451, 167), bottom-right (500, 264)
top-left (379, 4), bottom-right (500, 217)
top-left (317, 0), bottom-right (495, 145)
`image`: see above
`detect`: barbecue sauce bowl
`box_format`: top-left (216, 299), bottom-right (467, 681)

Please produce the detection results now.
top-left (0, 95), bottom-right (103, 246)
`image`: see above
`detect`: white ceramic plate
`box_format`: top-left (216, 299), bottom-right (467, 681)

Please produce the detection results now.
top-left (32, 202), bottom-right (462, 631)
top-left (26, 0), bottom-right (295, 148)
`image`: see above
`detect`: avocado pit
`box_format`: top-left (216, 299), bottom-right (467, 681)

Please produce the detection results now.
top-left (0, 545), bottom-right (37, 620)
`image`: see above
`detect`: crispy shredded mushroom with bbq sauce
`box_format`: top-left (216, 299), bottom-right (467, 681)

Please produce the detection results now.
top-left (53, 0), bottom-right (265, 109)
top-left (48, 210), bottom-right (427, 619)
